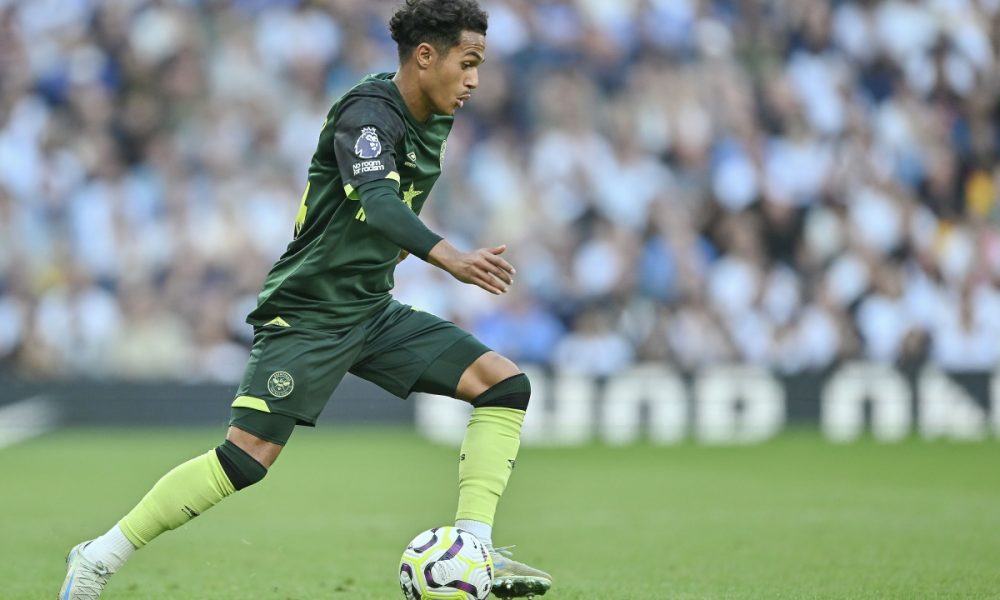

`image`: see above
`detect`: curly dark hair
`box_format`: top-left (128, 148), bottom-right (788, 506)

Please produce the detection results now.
top-left (389, 0), bottom-right (488, 61)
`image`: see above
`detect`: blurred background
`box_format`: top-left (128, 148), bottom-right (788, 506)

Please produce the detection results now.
top-left (1, 0), bottom-right (999, 443)
top-left (4, 5), bottom-right (1000, 597)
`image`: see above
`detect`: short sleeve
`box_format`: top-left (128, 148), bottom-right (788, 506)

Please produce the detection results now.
top-left (333, 97), bottom-right (404, 199)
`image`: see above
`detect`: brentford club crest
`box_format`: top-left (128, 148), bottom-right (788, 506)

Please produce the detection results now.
top-left (267, 371), bottom-right (294, 398)
top-left (354, 126), bottom-right (382, 159)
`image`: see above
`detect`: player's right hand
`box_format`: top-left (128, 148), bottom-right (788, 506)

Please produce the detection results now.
top-left (429, 241), bottom-right (516, 295)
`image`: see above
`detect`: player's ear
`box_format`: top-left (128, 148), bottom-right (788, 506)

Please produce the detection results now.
top-left (414, 42), bottom-right (436, 69)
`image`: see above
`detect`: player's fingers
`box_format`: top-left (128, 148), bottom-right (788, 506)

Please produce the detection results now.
top-left (478, 260), bottom-right (513, 285)
top-left (475, 277), bottom-right (503, 295)
top-left (476, 259), bottom-right (513, 286)
top-left (489, 244), bottom-right (507, 255)
top-left (473, 272), bottom-right (505, 294)
top-left (484, 252), bottom-right (516, 275)
top-left (488, 269), bottom-right (513, 287)
top-left (484, 275), bottom-right (508, 294)
top-left (474, 253), bottom-right (509, 276)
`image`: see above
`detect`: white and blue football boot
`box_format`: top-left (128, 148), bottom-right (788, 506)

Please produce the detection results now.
top-left (59, 541), bottom-right (113, 600)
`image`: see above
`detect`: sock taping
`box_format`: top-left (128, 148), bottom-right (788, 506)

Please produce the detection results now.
top-left (118, 442), bottom-right (266, 548)
top-left (472, 373), bottom-right (531, 411)
top-left (215, 440), bottom-right (268, 490)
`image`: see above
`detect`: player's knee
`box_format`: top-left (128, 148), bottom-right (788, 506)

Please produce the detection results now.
top-left (472, 372), bottom-right (530, 411)
top-left (215, 440), bottom-right (268, 491)
top-left (229, 407), bottom-right (296, 450)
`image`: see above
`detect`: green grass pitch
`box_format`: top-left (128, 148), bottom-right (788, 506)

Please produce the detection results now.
top-left (4, 427), bottom-right (1000, 599)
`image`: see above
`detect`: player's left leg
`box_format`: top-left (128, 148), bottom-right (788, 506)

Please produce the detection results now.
top-left (61, 322), bottom-right (358, 599)
top-left (59, 421), bottom-right (288, 600)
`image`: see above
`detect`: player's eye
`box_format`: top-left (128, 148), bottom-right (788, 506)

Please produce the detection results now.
top-left (462, 62), bottom-right (473, 69)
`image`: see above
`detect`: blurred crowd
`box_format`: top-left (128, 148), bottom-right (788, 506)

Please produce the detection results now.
top-left (1, 0), bottom-right (999, 381)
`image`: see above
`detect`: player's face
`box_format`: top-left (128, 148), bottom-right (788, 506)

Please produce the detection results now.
top-left (426, 31), bottom-right (486, 116)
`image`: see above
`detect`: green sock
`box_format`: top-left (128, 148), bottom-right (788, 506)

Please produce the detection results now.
top-left (456, 407), bottom-right (525, 525)
top-left (118, 449), bottom-right (236, 547)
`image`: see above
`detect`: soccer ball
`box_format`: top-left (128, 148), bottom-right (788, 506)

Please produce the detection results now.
top-left (399, 526), bottom-right (494, 599)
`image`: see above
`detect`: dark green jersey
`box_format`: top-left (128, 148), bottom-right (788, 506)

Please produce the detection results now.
top-left (247, 73), bottom-right (453, 329)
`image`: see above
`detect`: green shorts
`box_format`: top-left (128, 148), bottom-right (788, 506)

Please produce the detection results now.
top-left (232, 301), bottom-right (491, 425)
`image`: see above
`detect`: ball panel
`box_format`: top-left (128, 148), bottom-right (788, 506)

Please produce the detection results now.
top-left (399, 526), bottom-right (494, 600)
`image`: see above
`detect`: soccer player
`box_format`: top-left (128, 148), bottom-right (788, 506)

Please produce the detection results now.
top-left (59, 1), bottom-right (552, 598)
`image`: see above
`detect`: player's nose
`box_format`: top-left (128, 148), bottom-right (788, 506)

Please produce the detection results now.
top-left (465, 68), bottom-right (478, 90)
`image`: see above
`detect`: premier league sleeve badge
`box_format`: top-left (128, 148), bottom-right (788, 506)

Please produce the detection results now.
top-left (354, 126), bottom-right (383, 159)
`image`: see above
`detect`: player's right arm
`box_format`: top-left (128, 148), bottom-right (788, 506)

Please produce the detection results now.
top-left (332, 97), bottom-right (446, 258)
top-left (427, 239), bottom-right (515, 295)
top-left (355, 181), bottom-right (515, 295)
top-left (360, 188), bottom-right (516, 294)
top-left (333, 95), bottom-right (514, 295)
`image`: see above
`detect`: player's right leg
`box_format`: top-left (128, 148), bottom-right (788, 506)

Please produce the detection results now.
top-left (353, 303), bottom-right (552, 598)
top-left (449, 351), bottom-right (552, 598)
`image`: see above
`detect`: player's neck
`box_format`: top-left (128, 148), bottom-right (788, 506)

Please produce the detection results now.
top-left (392, 69), bottom-right (432, 123)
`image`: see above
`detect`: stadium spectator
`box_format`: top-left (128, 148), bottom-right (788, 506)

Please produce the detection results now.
top-left (0, 0), bottom-right (998, 380)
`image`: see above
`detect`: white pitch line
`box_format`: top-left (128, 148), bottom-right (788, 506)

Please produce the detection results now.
top-left (0, 395), bottom-right (60, 450)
